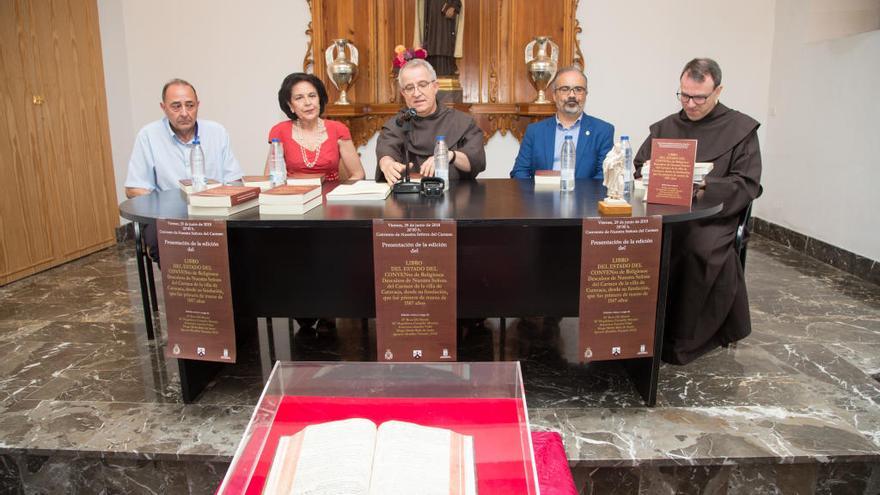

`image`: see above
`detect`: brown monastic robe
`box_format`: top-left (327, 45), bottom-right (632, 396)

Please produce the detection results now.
top-left (375, 103), bottom-right (486, 182)
top-left (422, 0), bottom-right (461, 76)
top-left (634, 102), bottom-right (762, 364)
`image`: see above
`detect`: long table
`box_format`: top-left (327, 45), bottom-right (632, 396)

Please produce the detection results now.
top-left (120, 179), bottom-right (721, 404)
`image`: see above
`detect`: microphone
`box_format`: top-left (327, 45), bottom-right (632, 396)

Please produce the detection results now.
top-left (395, 107), bottom-right (417, 126)
top-left (391, 108), bottom-right (421, 194)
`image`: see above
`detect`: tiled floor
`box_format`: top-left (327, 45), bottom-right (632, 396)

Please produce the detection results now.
top-left (0, 236), bottom-right (878, 494)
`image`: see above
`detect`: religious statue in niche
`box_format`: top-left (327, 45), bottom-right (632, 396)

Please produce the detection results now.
top-left (413, 0), bottom-right (464, 78)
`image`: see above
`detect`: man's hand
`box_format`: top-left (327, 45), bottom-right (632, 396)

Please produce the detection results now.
top-left (379, 159), bottom-right (407, 185)
top-left (419, 156), bottom-right (436, 178)
top-left (442, 4), bottom-right (458, 18)
top-left (125, 187), bottom-right (152, 199)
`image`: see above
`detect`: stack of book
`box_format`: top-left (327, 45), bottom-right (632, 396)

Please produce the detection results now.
top-left (187, 185), bottom-right (261, 216)
top-left (259, 184), bottom-right (323, 215)
top-left (325, 180), bottom-right (391, 202)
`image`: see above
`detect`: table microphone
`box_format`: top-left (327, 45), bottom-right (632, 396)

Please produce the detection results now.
top-left (392, 108), bottom-right (421, 194)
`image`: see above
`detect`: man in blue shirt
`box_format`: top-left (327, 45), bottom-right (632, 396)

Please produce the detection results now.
top-left (510, 67), bottom-right (614, 180)
top-left (125, 79), bottom-right (242, 197)
top-left (124, 79), bottom-right (243, 261)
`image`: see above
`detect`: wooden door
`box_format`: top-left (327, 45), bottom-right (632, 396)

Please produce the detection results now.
top-left (0, 0), bottom-right (117, 285)
top-left (0, 0), bottom-right (56, 284)
top-left (25, 0), bottom-right (117, 261)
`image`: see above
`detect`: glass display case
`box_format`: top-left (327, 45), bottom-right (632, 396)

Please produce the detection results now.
top-left (218, 361), bottom-right (538, 494)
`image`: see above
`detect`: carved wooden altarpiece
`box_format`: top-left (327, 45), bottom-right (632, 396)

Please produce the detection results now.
top-left (304, 0), bottom-right (585, 147)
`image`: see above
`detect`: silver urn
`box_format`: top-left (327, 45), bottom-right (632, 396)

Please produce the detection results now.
top-left (325, 39), bottom-right (359, 105)
top-left (524, 36), bottom-right (559, 104)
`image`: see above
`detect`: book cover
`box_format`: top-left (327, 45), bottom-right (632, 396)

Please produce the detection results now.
top-left (646, 139), bottom-right (697, 207)
top-left (259, 185), bottom-right (322, 205)
top-left (187, 200), bottom-right (258, 217)
top-left (190, 185), bottom-right (261, 207)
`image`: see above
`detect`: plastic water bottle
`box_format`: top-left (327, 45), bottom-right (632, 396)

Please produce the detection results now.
top-left (621, 135), bottom-right (634, 198)
top-left (434, 136), bottom-right (449, 190)
top-left (190, 138), bottom-right (207, 192)
top-left (270, 138), bottom-right (286, 186)
top-left (560, 135), bottom-right (575, 191)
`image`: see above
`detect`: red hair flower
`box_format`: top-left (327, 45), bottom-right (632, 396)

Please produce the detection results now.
top-left (393, 45), bottom-right (428, 69)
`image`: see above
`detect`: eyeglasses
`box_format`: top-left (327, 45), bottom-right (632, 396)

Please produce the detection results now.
top-left (676, 91), bottom-right (713, 105)
top-left (555, 86), bottom-right (587, 96)
top-left (401, 80), bottom-right (436, 96)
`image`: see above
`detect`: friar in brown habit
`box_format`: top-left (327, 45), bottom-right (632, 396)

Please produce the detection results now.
top-left (376, 59), bottom-right (485, 185)
top-left (634, 58), bottom-right (762, 365)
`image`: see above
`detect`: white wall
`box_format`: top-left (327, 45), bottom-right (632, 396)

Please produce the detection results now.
top-left (759, 0), bottom-right (880, 260)
top-left (98, 0), bottom-right (308, 198)
top-left (98, 0), bottom-right (877, 261)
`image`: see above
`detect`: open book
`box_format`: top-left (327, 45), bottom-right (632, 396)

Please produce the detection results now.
top-left (262, 418), bottom-right (476, 495)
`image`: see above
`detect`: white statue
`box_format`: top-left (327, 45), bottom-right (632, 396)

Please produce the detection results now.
top-left (602, 141), bottom-right (626, 202)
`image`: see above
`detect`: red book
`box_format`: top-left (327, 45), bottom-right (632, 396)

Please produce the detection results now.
top-left (259, 185), bottom-right (322, 205)
top-left (190, 185), bottom-right (261, 207)
top-left (646, 138), bottom-right (697, 207)
top-left (287, 172), bottom-right (326, 186)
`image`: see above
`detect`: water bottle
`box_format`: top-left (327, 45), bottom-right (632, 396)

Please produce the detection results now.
top-left (270, 138), bottom-right (286, 186)
top-left (190, 138), bottom-right (207, 192)
top-left (621, 135), bottom-right (634, 198)
top-left (434, 135), bottom-right (449, 190)
top-left (560, 135), bottom-right (575, 191)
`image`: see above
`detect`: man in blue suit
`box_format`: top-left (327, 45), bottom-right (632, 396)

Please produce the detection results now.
top-left (510, 67), bottom-right (614, 180)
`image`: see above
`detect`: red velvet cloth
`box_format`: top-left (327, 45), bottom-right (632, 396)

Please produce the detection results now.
top-left (222, 396), bottom-right (539, 494)
top-left (531, 431), bottom-right (578, 495)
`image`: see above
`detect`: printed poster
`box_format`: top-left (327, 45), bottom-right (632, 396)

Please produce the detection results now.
top-left (373, 220), bottom-right (457, 362)
top-left (157, 219), bottom-right (236, 363)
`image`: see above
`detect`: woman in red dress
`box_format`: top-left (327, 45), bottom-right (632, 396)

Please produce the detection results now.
top-left (265, 73), bottom-right (364, 181)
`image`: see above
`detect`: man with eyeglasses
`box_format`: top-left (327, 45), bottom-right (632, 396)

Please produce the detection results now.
top-left (125, 78), bottom-right (243, 262)
top-left (510, 66), bottom-right (614, 180)
top-left (633, 58), bottom-right (762, 365)
top-left (376, 59), bottom-right (485, 184)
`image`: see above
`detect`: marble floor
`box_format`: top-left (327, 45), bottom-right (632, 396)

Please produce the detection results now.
top-left (0, 236), bottom-right (879, 494)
